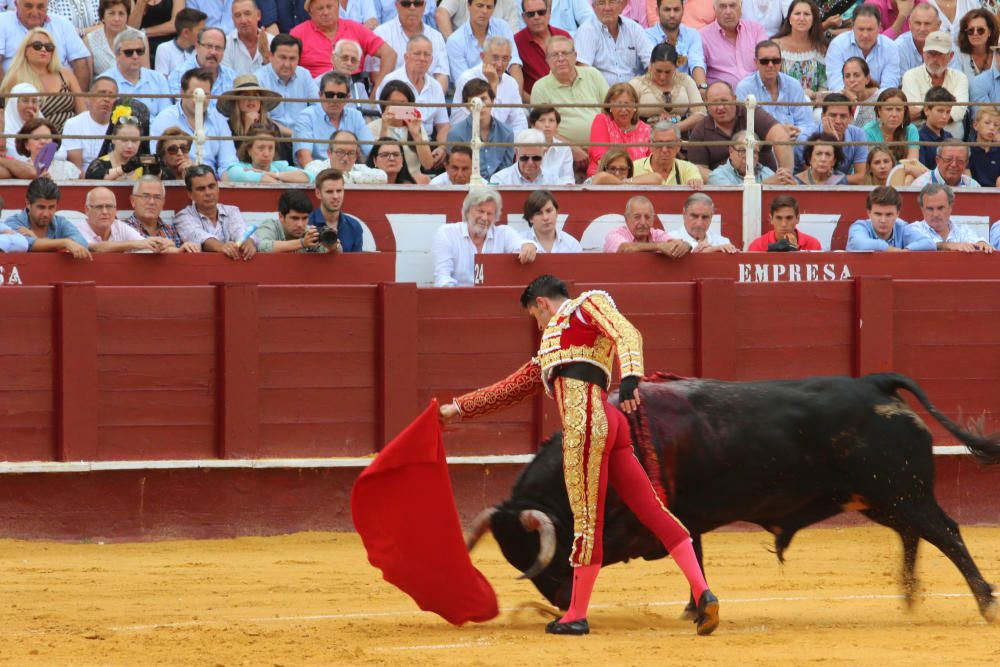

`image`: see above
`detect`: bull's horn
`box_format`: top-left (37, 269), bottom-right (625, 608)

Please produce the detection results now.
top-left (465, 507), bottom-right (496, 551)
top-left (517, 509), bottom-right (556, 580)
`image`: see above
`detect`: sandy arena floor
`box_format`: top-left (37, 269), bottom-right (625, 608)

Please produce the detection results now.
top-left (0, 525), bottom-right (998, 666)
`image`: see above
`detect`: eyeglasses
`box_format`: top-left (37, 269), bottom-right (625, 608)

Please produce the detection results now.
top-left (937, 154), bottom-right (967, 164)
top-left (966, 26), bottom-right (989, 36)
top-left (547, 50), bottom-right (574, 60)
top-left (122, 47), bottom-right (146, 57)
top-left (377, 151), bottom-right (402, 159)
top-left (758, 57), bottom-right (782, 65)
top-left (165, 144), bottom-right (189, 155)
top-left (524, 8), bottom-right (547, 17)
top-left (336, 54), bottom-right (360, 63)
top-left (732, 147), bottom-right (760, 155)
top-left (28, 41), bottom-right (55, 52)
top-left (134, 193), bottom-right (165, 201)
top-left (332, 148), bottom-right (356, 157)
top-left (399, 0), bottom-right (425, 6)
top-left (606, 165), bottom-right (629, 175)
top-left (323, 90), bottom-right (349, 99)
top-left (87, 204), bottom-right (116, 212)
top-left (198, 42), bottom-right (225, 51)
top-left (518, 155), bottom-right (543, 162)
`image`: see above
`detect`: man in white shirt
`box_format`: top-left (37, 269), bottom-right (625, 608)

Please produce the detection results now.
top-left (155, 8), bottom-right (207, 79)
top-left (430, 145), bottom-right (474, 184)
top-left (222, 0), bottom-right (273, 76)
top-left (451, 35), bottom-right (529, 133)
top-left (671, 192), bottom-right (739, 252)
top-left (492, 128), bottom-right (573, 184)
top-left (60, 75), bottom-right (116, 172)
top-left (910, 183), bottom-right (993, 252)
top-left (431, 187), bottom-right (537, 286)
top-left (74, 187), bottom-right (174, 253)
top-left (304, 129), bottom-right (390, 183)
top-left (574, 0), bottom-right (652, 85)
top-left (372, 0), bottom-right (449, 91)
top-left (901, 30), bottom-right (968, 138)
top-left (376, 35), bottom-right (450, 159)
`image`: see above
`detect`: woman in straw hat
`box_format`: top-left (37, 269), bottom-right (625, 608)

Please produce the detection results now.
top-left (218, 73), bottom-right (291, 163)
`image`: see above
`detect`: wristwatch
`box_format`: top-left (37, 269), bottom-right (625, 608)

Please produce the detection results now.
top-left (697, 82), bottom-right (708, 91)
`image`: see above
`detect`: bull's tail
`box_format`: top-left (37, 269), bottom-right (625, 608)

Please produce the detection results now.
top-left (867, 373), bottom-right (1000, 466)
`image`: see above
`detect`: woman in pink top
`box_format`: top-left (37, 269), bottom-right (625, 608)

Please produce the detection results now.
top-left (587, 82), bottom-right (652, 176)
top-left (681, 0), bottom-right (716, 29)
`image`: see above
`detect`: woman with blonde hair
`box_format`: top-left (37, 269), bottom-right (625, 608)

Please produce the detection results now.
top-left (0, 28), bottom-right (84, 135)
top-left (587, 82), bottom-right (651, 177)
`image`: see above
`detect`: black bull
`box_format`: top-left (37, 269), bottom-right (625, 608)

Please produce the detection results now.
top-left (466, 373), bottom-right (1000, 622)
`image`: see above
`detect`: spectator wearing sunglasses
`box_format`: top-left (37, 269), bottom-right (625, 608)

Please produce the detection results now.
top-left (490, 127), bottom-right (553, 185)
top-left (294, 70), bottom-right (375, 167)
top-left (514, 0), bottom-right (572, 94)
top-left (98, 27), bottom-right (170, 117)
top-left (154, 126), bottom-right (194, 180)
top-left (735, 40), bottom-right (816, 142)
top-left (87, 0), bottom-right (149, 76)
top-left (0, 27), bottom-right (84, 135)
top-left (0, 0), bottom-right (92, 86)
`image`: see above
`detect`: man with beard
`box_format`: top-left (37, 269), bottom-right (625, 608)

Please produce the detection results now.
top-left (431, 187), bottom-right (537, 287)
top-left (4, 177), bottom-right (90, 259)
top-left (166, 27), bottom-right (238, 107)
top-left (902, 31), bottom-right (969, 139)
top-left (645, 0), bottom-right (705, 88)
top-left (603, 194), bottom-right (689, 257)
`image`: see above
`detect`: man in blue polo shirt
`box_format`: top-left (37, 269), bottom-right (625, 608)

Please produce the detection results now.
top-left (255, 33), bottom-right (318, 135)
top-left (846, 185), bottom-right (936, 252)
top-left (3, 177), bottom-right (91, 260)
top-left (294, 71), bottom-right (374, 167)
top-left (166, 27), bottom-right (237, 107)
top-left (100, 27), bottom-right (171, 117)
top-left (308, 168), bottom-right (365, 253)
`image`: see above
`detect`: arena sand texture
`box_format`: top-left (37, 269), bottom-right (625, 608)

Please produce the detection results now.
top-left (1, 526), bottom-right (998, 666)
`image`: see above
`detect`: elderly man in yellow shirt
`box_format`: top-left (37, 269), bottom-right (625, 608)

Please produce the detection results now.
top-left (592, 120), bottom-right (703, 185)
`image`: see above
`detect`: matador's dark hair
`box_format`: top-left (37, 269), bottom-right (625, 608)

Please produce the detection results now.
top-left (521, 274), bottom-right (570, 308)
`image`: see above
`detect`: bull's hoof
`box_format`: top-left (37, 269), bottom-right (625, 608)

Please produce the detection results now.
top-left (545, 618), bottom-right (590, 635)
top-left (982, 598), bottom-right (998, 623)
top-left (695, 590), bottom-right (720, 636)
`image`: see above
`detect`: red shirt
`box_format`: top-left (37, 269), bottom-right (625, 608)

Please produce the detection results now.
top-left (747, 228), bottom-right (822, 251)
top-left (291, 18), bottom-right (386, 77)
top-left (513, 25), bottom-right (571, 94)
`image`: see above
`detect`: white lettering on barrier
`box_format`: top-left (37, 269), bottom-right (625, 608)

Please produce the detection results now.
top-left (0, 265), bottom-right (23, 286)
top-left (738, 263), bottom-right (853, 283)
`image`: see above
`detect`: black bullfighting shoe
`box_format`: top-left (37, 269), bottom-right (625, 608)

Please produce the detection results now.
top-left (695, 589), bottom-right (720, 636)
top-left (545, 618), bottom-right (590, 635)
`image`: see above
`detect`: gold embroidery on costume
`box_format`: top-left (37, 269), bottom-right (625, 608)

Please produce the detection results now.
top-left (555, 377), bottom-right (598, 566)
top-left (579, 294), bottom-right (645, 378)
top-left (453, 360), bottom-right (542, 418)
top-left (580, 381), bottom-right (608, 565)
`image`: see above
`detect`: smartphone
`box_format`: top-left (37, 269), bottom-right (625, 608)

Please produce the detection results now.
top-left (386, 105), bottom-right (419, 121)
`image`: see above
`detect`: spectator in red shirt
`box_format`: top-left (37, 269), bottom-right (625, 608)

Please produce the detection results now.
top-left (748, 194), bottom-right (823, 252)
top-left (514, 0), bottom-right (571, 94)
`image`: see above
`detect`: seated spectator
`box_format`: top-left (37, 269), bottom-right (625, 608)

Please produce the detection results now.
top-left (326, 39), bottom-right (374, 107)
top-left (291, 0), bottom-right (396, 83)
top-left (150, 68), bottom-right (240, 176)
top-left (491, 128), bottom-right (554, 185)
top-left (646, 0), bottom-right (707, 87)
top-left (254, 34), bottom-right (318, 143)
top-left (893, 3), bottom-right (940, 74)
top-left (771, 0), bottom-right (828, 100)
top-left (825, 5), bottom-right (901, 91)
top-left (451, 36), bottom-right (527, 134)
top-left (87, 0), bottom-right (150, 76)
top-left (699, 0), bottom-right (767, 88)
top-left (444, 0), bottom-right (523, 87)
top-left (672, 192), bottom-right (737, 253)
top-left (309, 168), bottom-right (365, 252)
top-left (222, 0), bottom-right (274, 76)
top-left (707, 130), bottom-right (795, 184)
top-left (446, 78), bottom-right (515, 180)
top-left (529, 105), bottom-right (574, 184)
top-left (513, 0), bottom-right (573, 94)
top-left (85, 114), bottom-right (145, 181)
top-left (971, 36), bottom-right (1000, 110)
top-left (735, 40), bottom-right (816, 141)
top-left (521, 189), bottom-right (582, 253)
top-left (575, 0), bottom-right (652, 86)
top-left (911, 140), bottom-right (982, 188)
top-left (303, 129), bottom-right (389, 182)
top-left (0, 217), bottom-right (30, 253)
top-left (795, 132), bottom-right (848, 184)
top-left (373, 0), bottom-right (449, 92)
top-left (0, 28), bottom-right (85, 135)
top-left (838, 56), bottom-right (880, 128)
top-left (173, 164), bottom-right (258, 259)
top-left (864, 143), bottom-right (926, 186)
top-left (16, 117), bottom-right (80, 180)
top-left (3, 177), bottom-right (90, 259)
top-left (429, 145), bottom-right (474, 185)
top-left (863, 88), bottom-right (920, 164)
top-left (155, 126), bottom-right (194, 180)
top-left (955, 9), bottom-right (998, 83)
top-left (45, 0), bottom-right (101, 35)
top-left (901, 31), bottom-right (968, 139)
top-left (165, 28), bottom-right (238, 107)
top-left (437, 0), bottom-right (522, 39)
top-left (365, 136), bottom-right (426, 184)
top-left (74, 186), bottom-right (171, 253)
top-left (910, 183), bottom-right (993, 253)
top-left (294, 71), bottom-right (375, 168)
top-left (376, 35), bottom-right (450, 153)
top-left (218, 74), bottom-right (290, 164)
top-left (257, 190), bottom-right (328, 253)
top-left (587, 82), bottom-right (651, 176)
top-left (152, 8), bottom-right (208, 80)
top-left (630, 42), bottom-right (706, 130)
top-left (815, 92), bottom-right (868, 183)
top-left (587, 147), bottom-right (633, 183)
top-left (529, 36), bottom-right (609, 158)
top-left (917, 86), bottom-right (957, 168)
top-left (61, 75), bottom-right (117, 173)
top-left (2, 83), bottom-right (41, 157)
top-left (224, 126), bottom-right (311, 184)
top-left (124, 175), bottom-right (199, 251)
top-left (971, 104), bottom-right (1000, 187)
top-left (368, 79), bottom-right (437, 177)
top-left (431, 187), bottom-right (537, 287)
top-left (0, 3), bottom-right (92, 90)
top-left (748, 194), bottom-right (822, 251)
top-left (688, 82), bottom-right (793, 179)
top-left (846, 185), bottom-right (936, 252)
top-left (100, 27), bottom-right (170, 118)
top-left (596, 120), bottom-right (702, 185)
top-left (603, 194), bottom-right (689, 256)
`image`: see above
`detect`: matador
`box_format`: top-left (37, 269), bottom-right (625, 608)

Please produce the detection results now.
top-left (439, 274), bottom-right (720, 636)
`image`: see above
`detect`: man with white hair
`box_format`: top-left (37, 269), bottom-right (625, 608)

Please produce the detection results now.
top-left (911, 141), bottom-right (982, 188)
top-left (574, 0), bottom-right (652, 85)
top-left (431, 187), bottom-right (538, 287)
top-left (100, 27), bottom-right (171, 117)
top-left (894, 3), bottom-right (941, 73)
top-left (451, 36), bottom-right (529, 132)
top-left (491, 128), bottom-right (568, 184)
top-left (376, 35), bottom-right (450, 154)
top-left (699, 0), bottom-right (767, 88)
top-left (603, 195), bottom-right (689, 256)
top-left (902, 31), bottom-right (968, 138)
top-left (671, 192), bottom-right (738, 253)
top-left (326, 39), bottom-right (372, 105)
top-left (911, 183), bottom-right (993, 253)
top-left (373, 0), bottom-right (449, 91)
top-left (74, 187), bottom-right (175, 254)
